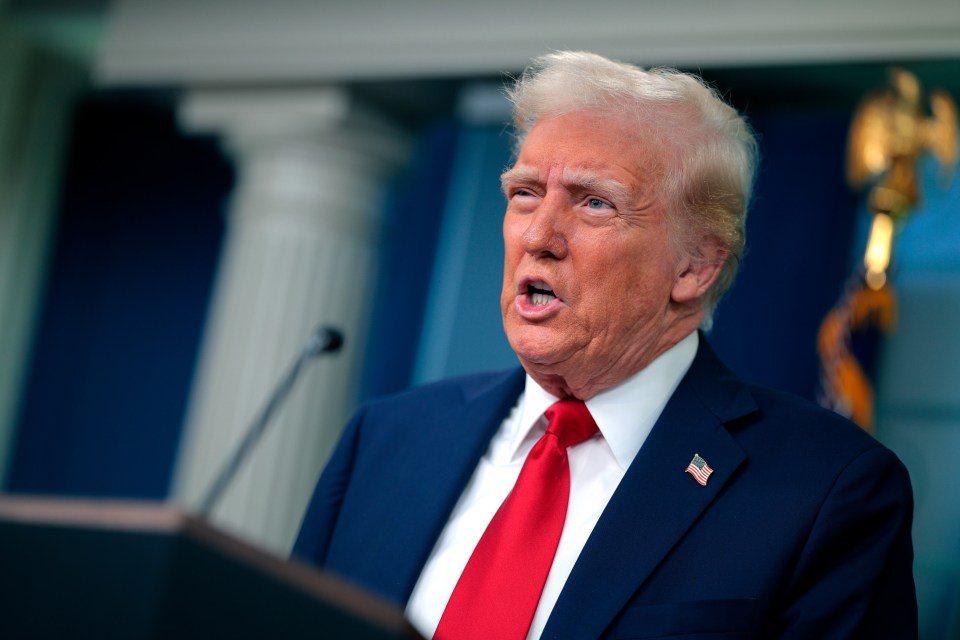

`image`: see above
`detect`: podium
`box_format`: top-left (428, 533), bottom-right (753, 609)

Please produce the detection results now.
top-left (0, 497), bottom-right (423, 639)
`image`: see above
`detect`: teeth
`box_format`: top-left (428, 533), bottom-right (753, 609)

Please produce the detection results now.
top-left (526, 281), bottom-right (557, 306)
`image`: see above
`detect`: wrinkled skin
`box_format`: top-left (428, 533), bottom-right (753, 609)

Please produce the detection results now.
top-left (500, 111), bottom-right (725, 400)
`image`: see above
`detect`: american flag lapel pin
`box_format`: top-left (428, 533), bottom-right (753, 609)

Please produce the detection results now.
top-left (685, 453), bottom-right (714, 486)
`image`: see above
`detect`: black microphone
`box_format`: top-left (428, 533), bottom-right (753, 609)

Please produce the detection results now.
top-left (305, 326), bottom-right (344, 356)
top-left (197, 325), bottom-right (344, 518)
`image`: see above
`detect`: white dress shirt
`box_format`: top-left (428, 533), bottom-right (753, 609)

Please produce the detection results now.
top-left (406, 331), bottom-right (699, 640)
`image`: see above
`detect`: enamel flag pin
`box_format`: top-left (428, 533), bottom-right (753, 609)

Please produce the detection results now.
top-left (685, 453), bottom-right (714, 486)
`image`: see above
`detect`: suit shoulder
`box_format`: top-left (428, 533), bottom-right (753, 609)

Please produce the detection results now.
top-left (737, 383), bottom-right (898, 466)
top-left (744, 383), bottom-right (859, 427)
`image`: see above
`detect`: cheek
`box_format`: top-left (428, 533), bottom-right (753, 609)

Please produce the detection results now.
top-left (503, 212), bottom-right (524, 242)
top-left (502, 216), bottom-right (529, 267)
top-left (588, 249), bottom-right (671, 308)
top-left (501, 220), bottom-right (518, 300)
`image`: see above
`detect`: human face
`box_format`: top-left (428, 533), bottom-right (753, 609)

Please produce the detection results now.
top-left (500, 110), bottom-right (706, 399)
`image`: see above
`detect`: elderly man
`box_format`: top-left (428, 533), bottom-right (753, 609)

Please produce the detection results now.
top-left (294, 52), bottom-right (917, 639)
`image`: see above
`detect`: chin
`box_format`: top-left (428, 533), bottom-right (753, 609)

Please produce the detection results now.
top-left (505, 325), bottom-right (566, 367)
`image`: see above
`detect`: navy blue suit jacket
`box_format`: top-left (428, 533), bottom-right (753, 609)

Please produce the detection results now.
top-left (293, 338), bottom-right (917, 639)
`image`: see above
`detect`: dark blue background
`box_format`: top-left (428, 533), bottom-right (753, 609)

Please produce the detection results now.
top-left (7, 95), bottom-right (231, 498)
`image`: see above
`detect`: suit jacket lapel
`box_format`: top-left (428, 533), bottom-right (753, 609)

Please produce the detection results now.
top-left (387, 368), bottom-right (526, 603)
top-left (542, 338), bottom-right (757, 639)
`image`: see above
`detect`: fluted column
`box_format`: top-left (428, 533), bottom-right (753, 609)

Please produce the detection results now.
top-left (173, 87), bottom-right (405, 554)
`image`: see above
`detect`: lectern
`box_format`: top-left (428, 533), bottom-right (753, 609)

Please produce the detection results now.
top-left (0, 497), bottom-right (423, 639)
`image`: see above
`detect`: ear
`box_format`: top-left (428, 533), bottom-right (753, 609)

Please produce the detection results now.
top-left (671, 238), bottom-right (728, 305)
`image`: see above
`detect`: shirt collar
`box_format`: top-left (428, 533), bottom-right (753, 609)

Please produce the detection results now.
top-left (507, 331), bottom-right (699, 469)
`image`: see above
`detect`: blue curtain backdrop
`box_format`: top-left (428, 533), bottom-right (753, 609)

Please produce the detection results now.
top-left (708, 107), bottom-right (859, 396)
top-left (6, 94), bottom-right (231, 498)
top-left (360, 121), bottom-right (459, 399)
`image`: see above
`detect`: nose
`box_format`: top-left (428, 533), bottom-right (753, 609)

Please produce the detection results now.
top-left (520, 194), bottom-right (568, 259)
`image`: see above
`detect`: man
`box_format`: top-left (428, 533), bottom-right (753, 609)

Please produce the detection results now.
top-left (294, 52), bottom-right (917, 639)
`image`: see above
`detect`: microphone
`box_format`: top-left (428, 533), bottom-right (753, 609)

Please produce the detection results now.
top-left (197, 325), bottom-right (344, 518)
top-left (304, 326), bottom-right (344, 356)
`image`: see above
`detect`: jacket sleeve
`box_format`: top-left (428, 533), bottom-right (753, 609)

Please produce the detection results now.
top-left (777, 445), bottom-right (918, 639)
top-left (290, 406), bottom-right (365, 567)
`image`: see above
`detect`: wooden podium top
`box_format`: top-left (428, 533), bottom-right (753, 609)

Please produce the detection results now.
top-left (0, 495), bottom-right (422, 639)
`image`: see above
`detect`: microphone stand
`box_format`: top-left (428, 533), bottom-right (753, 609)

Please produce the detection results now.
top-left (197, 326), bottom-right (344, 518)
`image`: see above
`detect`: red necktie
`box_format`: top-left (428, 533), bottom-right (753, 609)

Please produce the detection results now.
top-left (434, 399), bottom-right (599, 640)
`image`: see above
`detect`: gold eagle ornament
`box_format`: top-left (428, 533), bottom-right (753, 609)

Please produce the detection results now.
top-left (847, 68), bottom-right (957, 291)
top-left (848, 67), bottom-right (957, 218)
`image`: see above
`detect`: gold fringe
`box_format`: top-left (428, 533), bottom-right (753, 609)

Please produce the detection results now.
top-left (817, 281), bottom-right (897, 432)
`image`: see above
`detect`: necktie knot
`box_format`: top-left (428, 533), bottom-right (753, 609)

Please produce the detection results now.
top-left (544, 399), bottom-right (599, 449)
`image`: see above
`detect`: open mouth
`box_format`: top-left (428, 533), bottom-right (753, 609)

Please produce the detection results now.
top-left (527, 281), bottom-right (557, 306)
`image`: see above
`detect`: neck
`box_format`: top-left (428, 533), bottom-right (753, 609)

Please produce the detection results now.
top-left (523, 323), bottom-right (699, 400)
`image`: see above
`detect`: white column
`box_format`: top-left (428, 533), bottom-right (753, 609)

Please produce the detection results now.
top-left (173, 87), bottom-right (405, 554)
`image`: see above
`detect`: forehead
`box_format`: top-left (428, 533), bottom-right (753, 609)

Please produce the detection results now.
top-left (510, 111), bottom-right (664, 184)
top-left (502, 114), bottom-right (671, 210)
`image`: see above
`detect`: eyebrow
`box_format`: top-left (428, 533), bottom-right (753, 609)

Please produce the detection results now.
top-left (500, 165), bottom-right (633, 204)
top-left (500, 166), bottom-right (539, 195)
top-left (562, 167), bottom-right (632, 205)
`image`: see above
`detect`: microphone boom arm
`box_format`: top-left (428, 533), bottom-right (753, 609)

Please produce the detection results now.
top-left (197, 327), bottom-right (343, 518)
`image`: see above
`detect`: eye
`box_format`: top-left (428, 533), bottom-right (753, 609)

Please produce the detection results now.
top-left (508, 187), bottom-right (540, 202)
top-left (585, 197), bottom-right (613, 211)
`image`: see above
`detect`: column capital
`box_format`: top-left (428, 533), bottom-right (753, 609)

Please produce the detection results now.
top-left (178, 85), bottom-right (408, 241)
top-left (179, 86), bottom-right (407, 166)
